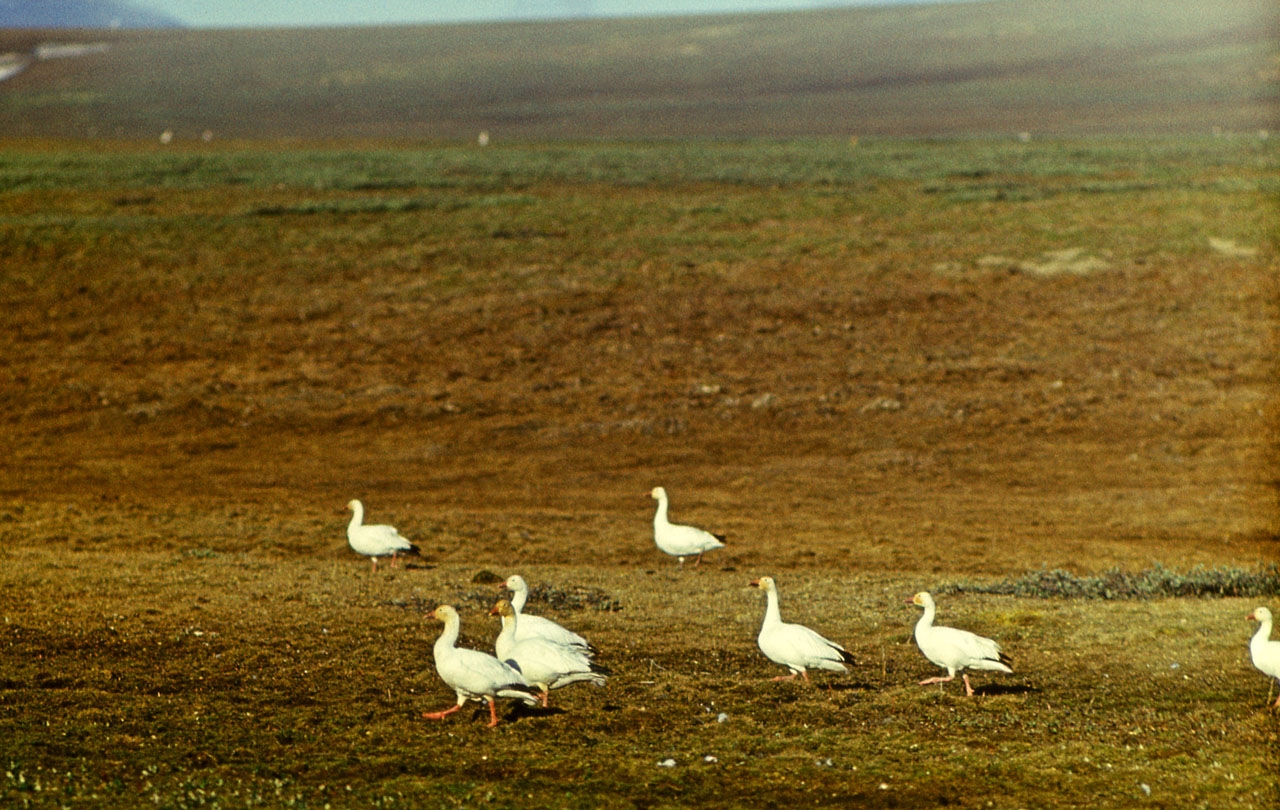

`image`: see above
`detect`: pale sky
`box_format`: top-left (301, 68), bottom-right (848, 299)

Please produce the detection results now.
top-left (138, 1), bottom-right (940, 28)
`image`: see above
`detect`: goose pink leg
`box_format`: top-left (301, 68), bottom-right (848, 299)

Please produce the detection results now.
top-left (422, 703), bottom-right (461, 721)
top-left (918, 673), bottom-right (975, 696)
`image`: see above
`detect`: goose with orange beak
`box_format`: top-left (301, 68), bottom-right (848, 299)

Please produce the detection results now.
top-left (346, 499), bottom-right (419, 572)
top-left (422, 605), bottom-right (540, 728)
top-left (1247, 606), bottom-right (1280, 710)
top-left (908, 591), bottom-right (1012, 696)
top-left (650, 486), bottom-right (726, 566)
top-left (490, 599), bottom-right (609, 706)
top-left (500, 574), bottom-right (594, 654)
top-left (749, 576), bottom-right (856, 683)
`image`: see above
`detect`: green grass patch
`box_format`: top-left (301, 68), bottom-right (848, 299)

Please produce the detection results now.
top-left (944, 564), bottom-right (1280, 600)
top-left (0, 137), bottom-right (1275, 193)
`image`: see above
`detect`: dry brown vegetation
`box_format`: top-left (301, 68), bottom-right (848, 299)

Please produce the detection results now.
top-left (1, 137), bottom-right (1278, 807)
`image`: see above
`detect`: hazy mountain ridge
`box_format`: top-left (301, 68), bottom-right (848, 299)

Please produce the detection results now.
top-left (0, 0), bottom-right (182, 29)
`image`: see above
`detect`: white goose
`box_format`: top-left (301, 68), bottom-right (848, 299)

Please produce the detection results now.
top-left (750, 576), bottom-right (856, 683)
top-left (650, 486), bottom-right (725, 566)
top-left (1247, 606), bottom-right (1280, 710)
top-left (908, 591), bottom-right (1012, 696)
top-left (490, 599), bottom-right (609, 706)
top-left (422, 605), bottom-right (541, 728)
top-left (502, 575), bottom-right (594, 653)
top-left (346, 499), bottom-right (419, 572)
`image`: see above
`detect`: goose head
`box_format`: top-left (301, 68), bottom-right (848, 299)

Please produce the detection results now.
top-left (909, 592), bottom-right (935, 609)
top-left (1249, 607), bottom-right (1272, 623)
top-left (489, 599), bottom-right (516, 619)
top-left (650, 486), bottom-right (667, 500)
top-left (503, 574), bottom-right (527, 592)
top-left (749, 576), bottom-right (776, 593)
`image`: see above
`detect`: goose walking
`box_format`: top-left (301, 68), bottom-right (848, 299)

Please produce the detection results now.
top-left (346, 499), bottom-right (419, 572)
top-left (650, 486), bottom-right (725, 566)
top-left (908, 591), bottom-right (1012, 696)
top-left (502, 574), bottom-right (594, 653)
top-left (490, 599), bottom-right (609, 706)
top-left (1247, 607), bottom-right (1280, 709)
top-left (750, 576), bottom-right (856, 683)
top-left (422, 605), bottom-right (540, 728)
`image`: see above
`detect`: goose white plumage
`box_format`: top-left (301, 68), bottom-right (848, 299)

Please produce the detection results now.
top-left (750, 576), bottom-right (856, 683)
top-left (422, 605), bottom-right (541, 728)
top-left (502, 575), bottom-right (594, 653)
top-left (1247, 606), bottom-right (1280, 709)
top-left (650, 486), bottom-right (726, 566)
top-left (909, 591), bottom-right (1012, 696)
top-left (490, 599), bottom-right (609, 706)
top-left (346, 499), bottom-right (419, 572)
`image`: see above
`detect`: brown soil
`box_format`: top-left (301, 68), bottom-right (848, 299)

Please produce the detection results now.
top-left (4, 185), bottom-right (1276, 577)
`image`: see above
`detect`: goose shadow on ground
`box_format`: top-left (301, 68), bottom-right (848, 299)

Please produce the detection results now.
top-left (973, 683), bottom-right (1038, 696)
top-left (506, 703), bottom-right (569, 724)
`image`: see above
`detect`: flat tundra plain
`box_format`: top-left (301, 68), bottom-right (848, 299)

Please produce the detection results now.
top-left (1, 138), bottom-right (1278, 808)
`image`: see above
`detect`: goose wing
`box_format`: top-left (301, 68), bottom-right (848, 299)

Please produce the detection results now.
top-left (760, 621), bottom-right (854, 673)
top-left (919, 625), bottom-right (1012, 674)
top-left (349, 524), bottom-right (416, 557)
top-left (1253, 639), bottom-right (1280, 679)
top-left (505, 637), bottom-right (609, 690)
top-left (514, 612), bottom-right (593, 653)
top-left (656, 522), bottom-right (726, 557)
top-left (438, 647), bottom-right (540, 705)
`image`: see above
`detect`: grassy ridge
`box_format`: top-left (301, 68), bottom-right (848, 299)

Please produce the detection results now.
top-left (0, 0), bottom-right (1275, 139)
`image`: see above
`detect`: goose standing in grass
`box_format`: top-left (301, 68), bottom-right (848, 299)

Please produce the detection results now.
top-left (490, 599), bottom-right (609, 706)
top-left (346, 499), bottom-right (419, 572)
top-left (501, 574), bottom-right (595, 654)
top-left (908, 591), bottom-right (1012, 696)
top-left (1247, 606), bottom-right (1280, 709)
top-left (650, 486), bottom-right (725, 566)
top-left (749, 576), bottom-right (856, 683)
top-left (422, 605), bottom-right (541, 728)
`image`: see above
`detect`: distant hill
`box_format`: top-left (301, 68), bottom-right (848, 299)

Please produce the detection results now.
top-left (0, 0), bottom-right (1273, 140)
top-left (0, 0), bottom-right (182, 29)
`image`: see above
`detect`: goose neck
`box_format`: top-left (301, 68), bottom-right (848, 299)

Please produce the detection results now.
top-left (915, 601), bottom-right (936, 632)
top-left (435, 613), bottom-right (460, 654)
top-left (1255, 616), bottom-right (1274, 646)
top-left (653, 495), bottom-right (669, 526)
top-left (762, 587), bottom-right (782, 626)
